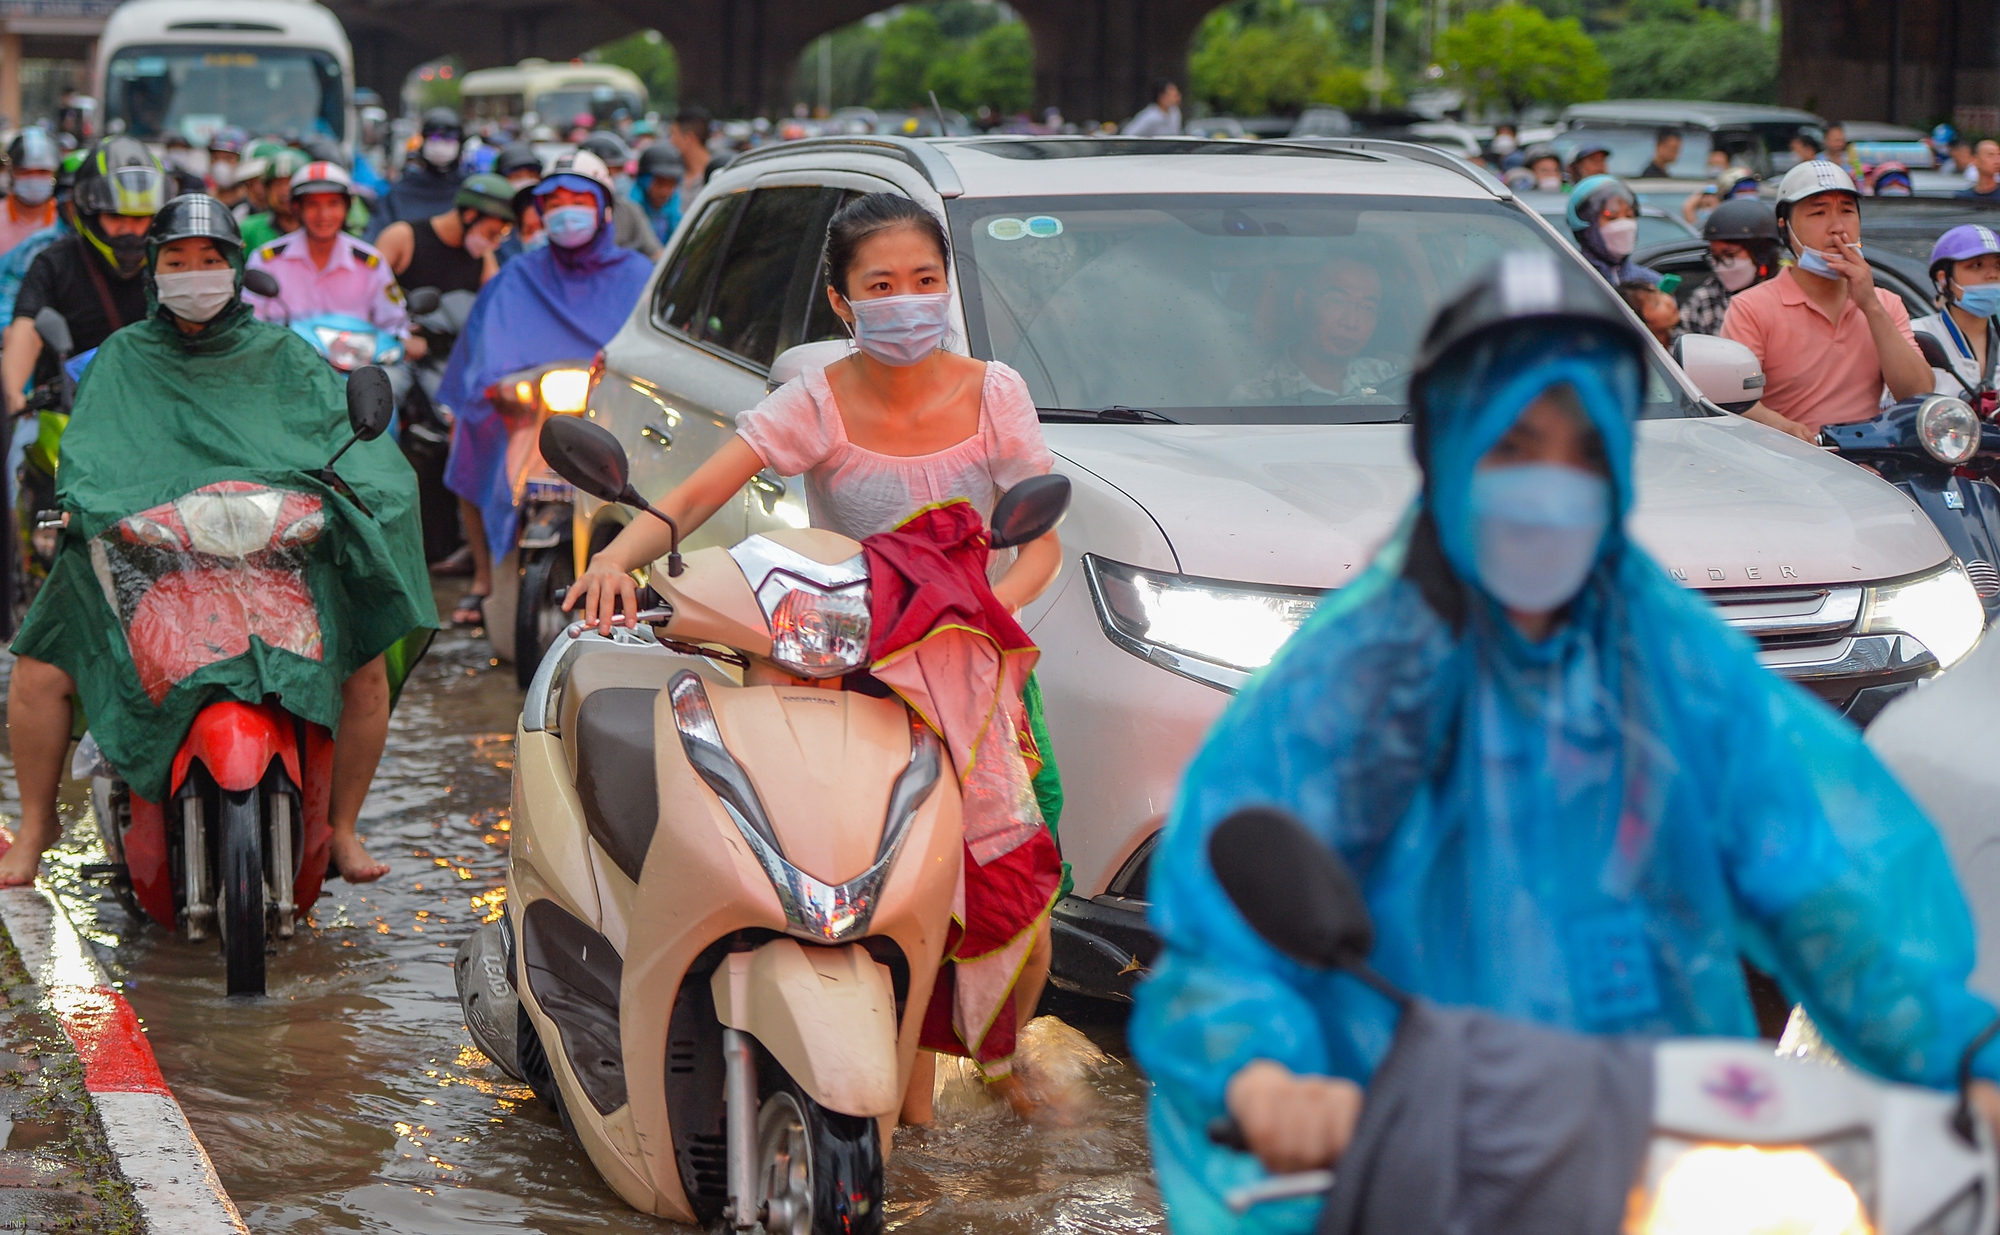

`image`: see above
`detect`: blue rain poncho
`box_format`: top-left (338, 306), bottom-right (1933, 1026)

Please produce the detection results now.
top-left (1129, 326), bottom-right (2000, 1235)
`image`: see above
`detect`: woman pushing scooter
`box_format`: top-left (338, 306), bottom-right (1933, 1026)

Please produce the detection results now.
top-left (565, 192), bottom-right (1067, 1120)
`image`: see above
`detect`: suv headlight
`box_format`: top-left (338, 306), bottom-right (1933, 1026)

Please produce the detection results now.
top-left (1084, 555), bottom-right (1323, 692)
top-left (1863, 562), bottom-right (1984, 670)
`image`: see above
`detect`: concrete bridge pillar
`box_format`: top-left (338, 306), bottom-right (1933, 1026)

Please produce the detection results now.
top-left (1780, 0), bottom-right (2000, 126)
top-left (1010, 0), bottom-right (1209, 126)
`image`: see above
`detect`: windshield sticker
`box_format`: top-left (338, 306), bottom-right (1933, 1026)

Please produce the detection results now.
top-left (987, 217), bottom-right (1027, 241)
top-left (1024, 215), bottom-right (1063, 238)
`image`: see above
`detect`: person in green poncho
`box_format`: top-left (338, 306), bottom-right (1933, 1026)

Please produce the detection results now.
top-left (1, 194), bottom-right (437, 887)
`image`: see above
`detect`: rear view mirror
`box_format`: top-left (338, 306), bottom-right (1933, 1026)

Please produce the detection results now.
top-left (1915, 331), bottom-right (1955, 373)
top-left (989, 474), bottom-right (1071, 549)
top-left (540, 414), bottom-right (633, 505)
top-left (1672, 334), bottom-right (1766, 414)
top-left (32, 307), bottom-right (70, 358)
top-left (766, 339), bottom-right (854, 393)
top-left (346, 366), bottom-right (395, 440)
top-left (1208, 807), bottom-right (1374, 971)
top-left (241, 268), bottom-right (281, 299)
top-left (405, 286), bottom-right (442, 316)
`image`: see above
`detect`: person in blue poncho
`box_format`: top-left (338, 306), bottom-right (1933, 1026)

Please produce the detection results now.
top-left (1130, 250), bottom-right (2000, 1233)
top-left (437, 149), bottom-right (653, 627)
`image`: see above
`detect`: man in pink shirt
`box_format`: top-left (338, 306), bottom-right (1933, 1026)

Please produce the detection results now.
top-left (1721, 160), bottom-right (1931, 441)
top-left (245, 161), bottom-right (407, 340)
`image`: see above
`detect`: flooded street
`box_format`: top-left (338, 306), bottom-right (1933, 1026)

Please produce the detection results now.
top-left (0, 590), bottom-right (1162, 1234)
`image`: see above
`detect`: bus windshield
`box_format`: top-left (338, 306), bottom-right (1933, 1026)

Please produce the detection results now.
top-left (105, 44), bottom-right (343, 144)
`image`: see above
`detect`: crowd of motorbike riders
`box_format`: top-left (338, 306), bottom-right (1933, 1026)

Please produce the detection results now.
top-left (5, 100), bottom-right (2000, 1231)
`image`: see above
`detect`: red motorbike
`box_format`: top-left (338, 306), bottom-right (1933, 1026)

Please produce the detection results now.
top-left (83, 369), bottom-right (397, 995)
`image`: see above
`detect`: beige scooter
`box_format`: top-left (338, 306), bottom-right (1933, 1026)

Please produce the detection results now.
top-left (455, 416), bottom-right (1070, 1231)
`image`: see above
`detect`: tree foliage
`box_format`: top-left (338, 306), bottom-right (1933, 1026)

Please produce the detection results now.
top-left (785, 1), bottom-right (1032, 116)
top-left (1435, 3), bottom-right (1609, 113)
top-left (593, 30), bottom-right (680, 110)
top-left (1597, 0), bottom-right (1776, 103)
top-left (1190, 1), bottom-right (1346, 117)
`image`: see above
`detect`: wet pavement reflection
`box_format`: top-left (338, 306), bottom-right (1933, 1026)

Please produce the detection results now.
top-left (0, 593), bottom-right (1162, 1233)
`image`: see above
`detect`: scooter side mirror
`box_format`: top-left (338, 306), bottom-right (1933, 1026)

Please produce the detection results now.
top-left (1209, 807), bottom-right (1374, 972)
top-left (1672, 333), bottom-right (1765, 414)
top-left (241, 268), bottom-right (281, 299)
top-left (405, 286), bottom-right (442, 316)
top-left (346, 365), bottom-right (395, 441)
top-left (32, 307), bottom-right (71, 358)
top-left (1915, 331), bottom-right (1955, 373)
top-left (540, 415), bottom-right (632, 504)
top-left (989, 474), bottom-right (1071, 549)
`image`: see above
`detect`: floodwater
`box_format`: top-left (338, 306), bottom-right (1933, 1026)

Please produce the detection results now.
top-left (0, 594), bottom-right (1162, 1234)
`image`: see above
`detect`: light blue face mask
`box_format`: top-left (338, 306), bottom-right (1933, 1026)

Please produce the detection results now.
top-left (1794, 244), bottom-right (1841, 278)
top-left (542, 205), bottom-right (599, 249)
top-left (1958, 282), bottom-right (2000, 320)
top-left (1469, 463), bottom-right (1612, 613)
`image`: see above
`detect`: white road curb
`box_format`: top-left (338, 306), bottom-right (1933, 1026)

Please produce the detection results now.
top-left (0, 886), bottom-right (247, 1234)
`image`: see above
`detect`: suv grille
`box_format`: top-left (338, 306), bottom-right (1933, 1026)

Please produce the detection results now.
top-left (1706, 584), bottom-right (1927, 718)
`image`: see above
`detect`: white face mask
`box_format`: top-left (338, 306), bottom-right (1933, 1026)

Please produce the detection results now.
top-left (156, 269), bottom-right (238, 323)
top-left (844, 291), bottom-right (952, 366)
top-left (12, 175), bottom-right (52, 206)
top-left (210, 158), bottom-right (239, 188)
top-left (422, 137), bottom-right (461, 169)
top-left (1536, 175), bottom-right (1563, 192)
top-left (1471, 464), bottom-right (1611, 613)
top-left (1491, 134), bottom-right (1518, 156)
top-left (1597, 216), bottom-right (1639, 259)
top-left (1712, 253), bottom-right (1757, 292)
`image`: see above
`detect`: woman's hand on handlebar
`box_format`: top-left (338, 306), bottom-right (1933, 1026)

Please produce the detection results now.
top-left (563, 555), bottom-right (639, 636)
top-left (1224, 1059), bottom-right (1364, 1175)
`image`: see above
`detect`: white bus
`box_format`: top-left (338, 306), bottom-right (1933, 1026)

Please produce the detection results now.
top-left (96, 0), bottom-right (353, 153)
top-left (459, 58), bottom-right (645, 129)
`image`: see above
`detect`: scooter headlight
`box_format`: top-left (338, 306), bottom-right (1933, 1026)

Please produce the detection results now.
top-left (1862, 561), bottom-right (1984, 670)
top-left (1631, 1140), bottom-right (1874, 1235)
top-left (1918, 395), bottom-right (1981, 465)
top-left (316, 327), bottom-right (376, 373)
top-left (538, 368), bottom-right (590, 414)
top-left (767, 586), bottom-right (870, 679)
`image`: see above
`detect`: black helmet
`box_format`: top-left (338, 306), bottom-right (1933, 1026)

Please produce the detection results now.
top-left (147, 193), bottom-right (243, 252)
top-left (494, 141), bottom-right (541, 178)
top-left (579, 131), bottom-right (630, 169)
top-left (1409, 251), bottom-right (1647, 431)
top-left (638, 143), bottom-right (685, 179)
top-left (1702, 198), bottom-right (1780, 245)
top-left (420, 107), bottom-right (462, 138)
top-left (75, 136), bottom-right (168, 218)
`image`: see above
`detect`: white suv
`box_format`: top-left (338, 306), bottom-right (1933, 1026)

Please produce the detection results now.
top-left (573, 135), bottom-right (1982, 1001)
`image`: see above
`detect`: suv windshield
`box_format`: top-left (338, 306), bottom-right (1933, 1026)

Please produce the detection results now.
top-left (948, 192), bottom-right (1701, 425)
top-left (106, 45), bottom-right (344, 143)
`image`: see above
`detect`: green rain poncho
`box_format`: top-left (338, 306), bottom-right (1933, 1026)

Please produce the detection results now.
top-left (12, 297), bottom-right (436, 802)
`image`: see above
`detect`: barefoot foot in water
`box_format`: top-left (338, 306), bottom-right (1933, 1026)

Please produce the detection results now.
top-left (330, 833), bottom-right (390, 883)
top-left (0, 816), bottom-right (59, 887)
top-left (989, 1072), bottom-right (1085, 1127)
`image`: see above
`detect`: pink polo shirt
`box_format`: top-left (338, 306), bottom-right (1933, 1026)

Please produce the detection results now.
top-left (244, 229), bottom-right (407, 336)
top-left (1720, 269), bottom-right (1917, 429)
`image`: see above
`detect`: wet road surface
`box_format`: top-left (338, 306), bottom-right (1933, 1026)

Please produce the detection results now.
top-left (0, 594), bottom-right (1163, 1233)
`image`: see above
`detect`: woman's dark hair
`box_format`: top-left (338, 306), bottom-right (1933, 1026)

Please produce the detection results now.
top-left (824, 192), bottom-right (950, 298)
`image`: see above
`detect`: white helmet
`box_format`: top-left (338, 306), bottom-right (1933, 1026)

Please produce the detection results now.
top-left (1776, 158), bottom-right (1859, 207)
top-left (289, 159), bottom-right (354, 199)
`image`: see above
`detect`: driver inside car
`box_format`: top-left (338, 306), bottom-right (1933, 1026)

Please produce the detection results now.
top-left (1229, 251), bottom-right (1400, 405)
top-left (1132, 251), bottom-right (2000, 1233)
top-left (1, 195), bottom-right (436, 888)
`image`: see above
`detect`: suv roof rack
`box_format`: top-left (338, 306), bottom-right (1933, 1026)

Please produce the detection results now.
top-left (1264, 137), bottom-right (1512, 198)
top-left (727, 134), bottom-right (966, 198)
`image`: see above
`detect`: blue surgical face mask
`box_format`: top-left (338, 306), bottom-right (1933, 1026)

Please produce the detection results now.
top-left (1793, 240), bottom-right (1845, 278)
top-left (1469, 463), bottom-right (1611, 614)
top-left (843, 290), bottom-right (952, 366)
top-left (542, 205), bottom-right (599, 249)
top-left (1958, 282), bottom-right (2000, 320)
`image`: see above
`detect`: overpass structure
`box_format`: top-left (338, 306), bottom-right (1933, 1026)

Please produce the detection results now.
top-left (326, 0), bottom-right (1996, 131)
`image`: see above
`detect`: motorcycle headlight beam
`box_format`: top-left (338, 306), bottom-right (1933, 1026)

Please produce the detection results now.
top-left (1862, 561), bottom-right (1985, 671)
top-left (1084, 555), bottom-right (1324, 693)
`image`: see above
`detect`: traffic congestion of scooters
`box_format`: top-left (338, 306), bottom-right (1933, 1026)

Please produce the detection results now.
top-left (9, 0), bottom-right (2000, 1229)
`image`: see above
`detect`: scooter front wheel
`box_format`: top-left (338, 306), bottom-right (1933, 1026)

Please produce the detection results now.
top-left (755, 1079), bottom-right (882, 1235)
top-left (216, 784), bottom-right (266, 996)
top-left (515, 545), bottom-right (575, 689)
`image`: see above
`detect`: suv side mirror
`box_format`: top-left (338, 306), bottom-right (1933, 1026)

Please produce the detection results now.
top-left (766, 339), bottom-right (854, 393)
top-left (346, 365), bottom-right (395, 440)
top-left (32, 307), bottom-right (71, 359)
top-left (1208, 807), bottom-right (1374, 971)
top-left (1672, 334), bottom-right (1766, 413)
top-left (989, 475), bottom-right (1071, 549)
